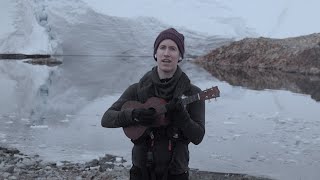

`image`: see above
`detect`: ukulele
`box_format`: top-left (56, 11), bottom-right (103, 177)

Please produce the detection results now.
top-left (121, 86), bottom-right (220, 140)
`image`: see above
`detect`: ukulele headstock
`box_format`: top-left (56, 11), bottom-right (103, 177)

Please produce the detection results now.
top-left (199, 86), bottom-right (220, 101)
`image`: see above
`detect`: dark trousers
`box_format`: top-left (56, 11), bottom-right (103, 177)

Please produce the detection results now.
top-left (130, 165), bottom-right (189, 180)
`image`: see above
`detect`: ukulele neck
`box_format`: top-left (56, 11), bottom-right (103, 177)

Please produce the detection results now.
top-left (181, 94), bottom-right (199, 106)
top-left (157, 94), bottom-right (199, 115)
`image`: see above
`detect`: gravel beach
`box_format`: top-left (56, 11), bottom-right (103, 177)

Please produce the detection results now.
top-left (0, 146), bottom-right (274, 180)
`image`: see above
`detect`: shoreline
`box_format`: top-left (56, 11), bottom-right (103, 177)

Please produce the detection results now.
top-left (0, 146), bottom-right (274, 180)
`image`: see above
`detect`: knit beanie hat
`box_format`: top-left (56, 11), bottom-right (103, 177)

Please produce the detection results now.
top-left (153, 28), bottom-right (185, 61)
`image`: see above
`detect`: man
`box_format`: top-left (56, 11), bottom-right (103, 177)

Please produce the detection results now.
top-left (101, 28), bottom-right (205, 180)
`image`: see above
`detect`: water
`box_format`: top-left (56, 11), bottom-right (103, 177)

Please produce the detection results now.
top-left (1, 58), bottom-right (320, 180)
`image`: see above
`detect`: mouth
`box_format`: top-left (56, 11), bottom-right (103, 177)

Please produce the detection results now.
top-left (161, 59), bottom-right (172, 63)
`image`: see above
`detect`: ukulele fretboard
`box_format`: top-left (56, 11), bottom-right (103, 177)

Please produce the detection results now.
top-left (182, 94), bottom-right (199, 105)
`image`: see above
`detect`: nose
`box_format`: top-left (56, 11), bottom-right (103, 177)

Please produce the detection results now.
top-left (164, 48), bottom-right (170, 56)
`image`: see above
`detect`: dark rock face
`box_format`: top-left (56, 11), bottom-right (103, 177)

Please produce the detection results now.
top-left (195, 33), bottom-right (320, 75)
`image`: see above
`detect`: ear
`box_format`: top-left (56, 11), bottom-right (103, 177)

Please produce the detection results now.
top-left (178, 57), bottom-right (182, 62)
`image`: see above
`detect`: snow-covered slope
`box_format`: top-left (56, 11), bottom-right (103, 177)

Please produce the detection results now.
top-left (0, 0), bottom-right (57, 54)
top-left (0, 0), bottom-right (232, 56)
top-left (82, 0), bottom-right (258, 38)
top-left (83, 0), bottom-right (320, 38)
top-left (0, 0), bottom-right (16, 40)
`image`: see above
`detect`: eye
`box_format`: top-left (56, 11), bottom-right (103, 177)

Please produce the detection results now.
top-left (159, 45), bottom-right (166, 50)
top-left (169, 46), bottom-right (177, 51)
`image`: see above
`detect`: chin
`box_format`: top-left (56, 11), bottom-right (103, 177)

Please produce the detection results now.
top-left (159, 66), bottom-right (173, 72)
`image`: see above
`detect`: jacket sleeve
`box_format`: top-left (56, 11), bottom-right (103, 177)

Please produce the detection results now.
top-left (180, 86), bottom-right (205, 145)
top-left (101, 84), bottom-right (138, 128)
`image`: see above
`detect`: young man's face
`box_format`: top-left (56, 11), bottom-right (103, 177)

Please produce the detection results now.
top-left (156, 39), bottom-right (180, 74)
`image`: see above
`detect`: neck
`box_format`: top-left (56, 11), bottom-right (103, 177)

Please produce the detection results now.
top-left (157, 66), bottom-right (177, 79)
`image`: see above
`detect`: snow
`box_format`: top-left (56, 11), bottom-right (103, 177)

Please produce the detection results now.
top-left (81, 0), bottom-right (256, 37)
top-left (0, 0), bottom-right (15, 40)
top-left (83, 0), bottom-right (320, 38)
top-left (0, 0), bottom-right (53, 54)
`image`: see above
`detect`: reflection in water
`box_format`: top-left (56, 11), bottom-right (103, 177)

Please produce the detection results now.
top-left (28, 56), bottom-right (154, 124)
top-left (201, 65), bottom-right (320, 102)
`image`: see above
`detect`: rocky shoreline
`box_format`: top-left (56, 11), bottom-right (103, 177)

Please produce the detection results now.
top-left (0, 146), bottom-right (129, 180)
top-left (0, 146), bottom-right (274, 180)
top-left (194, 33), bottom-right (320, 75)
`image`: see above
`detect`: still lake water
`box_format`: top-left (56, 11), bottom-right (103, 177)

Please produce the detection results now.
top-left (1, 57), bottom-right (320, 180)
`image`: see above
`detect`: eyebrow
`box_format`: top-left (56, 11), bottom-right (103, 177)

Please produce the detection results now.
top-left (159, 44), bottom-right (177, 48)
